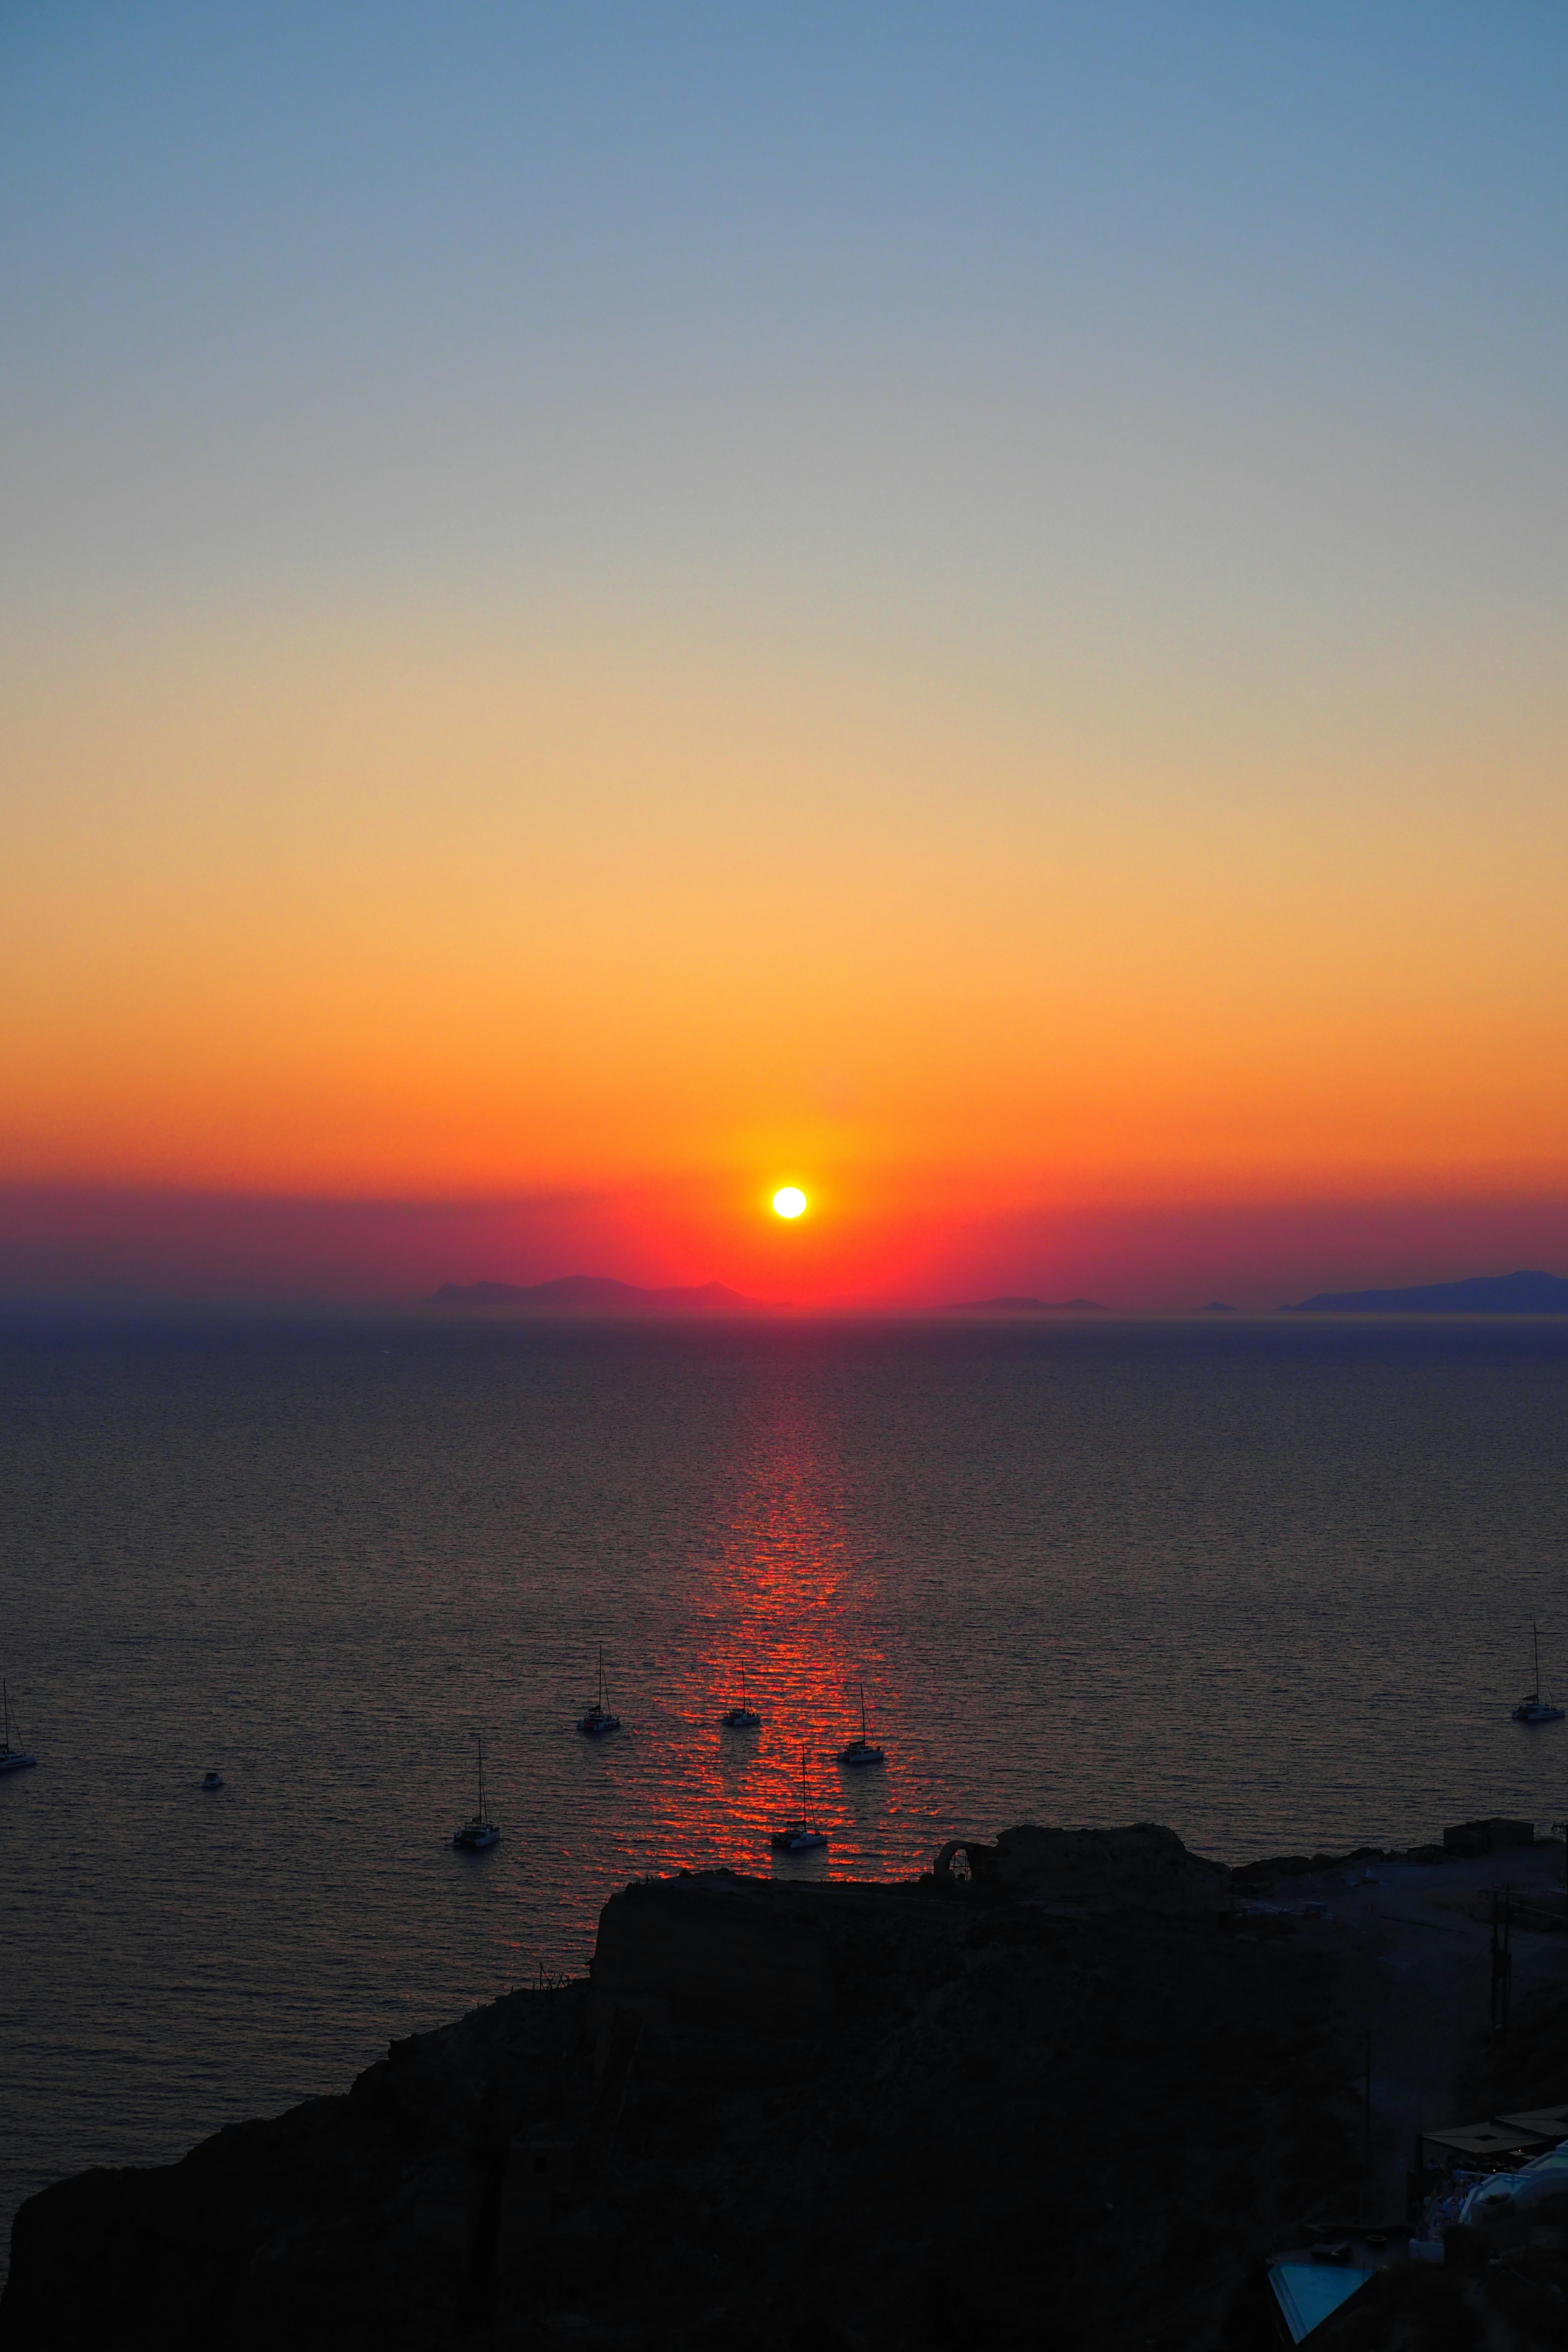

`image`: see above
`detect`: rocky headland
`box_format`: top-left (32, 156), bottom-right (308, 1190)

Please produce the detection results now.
top-left (8, 1822), bottom-right (1568, 2350)
top-left (1279, 1269), bottom-right (1568, 1314)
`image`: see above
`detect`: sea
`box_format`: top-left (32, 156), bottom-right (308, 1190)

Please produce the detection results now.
top-left (4, 1311), bottom-right (1568, 2270)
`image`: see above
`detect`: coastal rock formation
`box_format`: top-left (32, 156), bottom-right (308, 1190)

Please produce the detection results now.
top-left (590, 1873), bottom-right (837, 2076)
top-left (3, 1826), bottom-right (1359, 2350)
top-left (932, 1820), bottom-right (1233, 1913)
top-left (1279, 1268), bottom-right (1568, 1314)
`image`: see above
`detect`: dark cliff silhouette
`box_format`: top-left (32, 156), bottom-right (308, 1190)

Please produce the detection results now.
top-left (1281, 1269), bottom-right (1568, 1314)
top-left (426, 1275), bottom-right (785, 1314)
top-left (0, 1827), bottom-right (1352, 2350)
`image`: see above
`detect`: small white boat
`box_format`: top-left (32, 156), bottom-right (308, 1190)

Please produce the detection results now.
top-left (577, 1650), bottom-right (622, 1739)
top-left (836, 1681), bottom-right (885, 1769)
top-left (771, 1748), bottom-right (829, 1852)
top-left (721, 1664), bottom-right (761, 1731)
top-left (0, 1683), bottom-right (36, 1774)
top-left (200, 1770), bottom-right (223, 1792)
top-left (1512, 1624), bottom-right (1566, 1724)
top-left (453, 1732), bottom-right (500, 1849)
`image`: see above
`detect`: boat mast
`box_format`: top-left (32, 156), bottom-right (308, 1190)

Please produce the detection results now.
top-left (1535, 1621), bottom-right (1543, 1700)
top-left (859, 1681), bottom-right (868, 1741)
top-left (477, 1731), bottom-right (486, 1820)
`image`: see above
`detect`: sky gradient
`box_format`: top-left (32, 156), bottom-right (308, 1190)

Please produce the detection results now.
top-left (4, 2), bottom-right (1567, 1306)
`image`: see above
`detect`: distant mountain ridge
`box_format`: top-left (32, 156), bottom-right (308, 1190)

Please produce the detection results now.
top-left (425, 1276), bottom-right (785, 1314)
top-left (1281, 1269), bottom-right (1568, 1314)
top-left (941, 1295), bottom-right (1103, 1313)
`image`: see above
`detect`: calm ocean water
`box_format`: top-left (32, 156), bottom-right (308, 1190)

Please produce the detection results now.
top-left (4, 1312), bottom-right (1568, 2264)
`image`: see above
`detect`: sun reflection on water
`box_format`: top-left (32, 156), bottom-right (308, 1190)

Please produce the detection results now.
top-left (653, 1387), bottom-right (895, 1878)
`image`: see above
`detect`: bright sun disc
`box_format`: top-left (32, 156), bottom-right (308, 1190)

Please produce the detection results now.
top-left (772, 1187), bottom-right (807, 1218)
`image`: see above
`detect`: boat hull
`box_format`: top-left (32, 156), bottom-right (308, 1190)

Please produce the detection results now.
top-left (0, 1752), bottom-right (37, 1773)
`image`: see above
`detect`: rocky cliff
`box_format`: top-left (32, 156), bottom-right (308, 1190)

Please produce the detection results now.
top-left (2, 1826), bottom-right (1357, 2350)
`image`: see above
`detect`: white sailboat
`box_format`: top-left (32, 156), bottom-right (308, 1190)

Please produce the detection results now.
top-left (721, 1663), bottom-right (761, 1731)
top-left (1512, 1624), bottom-right (1565, 1724)
top-left (836, 1681), bottom-right (885, 1768)
top-left (453, 1732), bottom-right (501, 1848)
top-left (771, 1748), bottom-right (829, 1851)
top-left (0, 1682), bottom-right (36, 1774)
top-left (577, 1650), bottom-right (622, 1738)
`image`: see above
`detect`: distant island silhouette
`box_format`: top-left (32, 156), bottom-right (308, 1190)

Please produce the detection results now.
top-left (941, 1295), bottom-right (1103, 1313)
top-left (1280, 1268), bottom-right (1568, 1314)
top-left (427, 1276), bottom-right (785, 1314)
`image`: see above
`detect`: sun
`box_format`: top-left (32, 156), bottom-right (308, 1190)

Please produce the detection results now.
top-left (772, 1186), bottom-right (808, 1219)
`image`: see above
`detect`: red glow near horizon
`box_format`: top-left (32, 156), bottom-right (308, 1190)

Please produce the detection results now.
top-left (0, 1179), bottom-right (1564, 1314)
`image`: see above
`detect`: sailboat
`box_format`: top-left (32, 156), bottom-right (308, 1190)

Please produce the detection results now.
top-left (836, 1681), bottom-right (885, 1768)
top-left (1512, 1624), bottom-right (1566, 1724)
top-left (771, 1748), bottom-right (829, 1851)
top-left (0, 1683), bottom-right (36, 1774)
top-left (721, 1664), bottom-right (761, 1731)
top-left (453, 1731), bottom-right (501, 1848)
top-left (577, 1650), bottom-right (622, 1738)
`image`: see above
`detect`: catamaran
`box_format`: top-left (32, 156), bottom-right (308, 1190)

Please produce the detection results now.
top-left (0, 1682), bottom-right (36, 1774)
top-left (836, 1681), bottom-right (885, 1768)
top-left (771, 1748), bottom-right (829, 1852)
top-left (1512, 1624), bottom-right (1566, 1724)
top-left (721, 1664), bottom-right (761, 1731)
top-left (453, 1731), bottom-right (501, 1848)
top-left (577, 1650), bottom-right (622, 1739)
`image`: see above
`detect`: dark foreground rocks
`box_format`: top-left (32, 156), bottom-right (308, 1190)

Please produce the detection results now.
top-left (3, 1825), bottom-right (1362, 2350)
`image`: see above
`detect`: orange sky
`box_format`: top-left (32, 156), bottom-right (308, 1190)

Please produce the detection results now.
top-left (6, 601), bottom-right (1566, 1279)
top-left (4, 8), bottom-right (1567, 1306)
top-left (5, 596), bottom-right (1568, 1304)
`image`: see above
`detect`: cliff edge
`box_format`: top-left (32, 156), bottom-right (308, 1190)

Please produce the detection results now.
top-left (2, 1825), bottom-right (1354, 2350)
